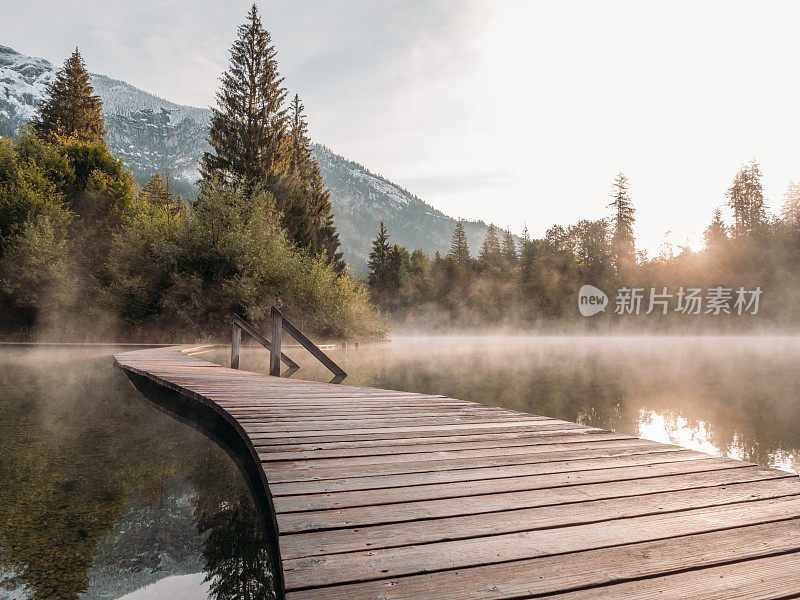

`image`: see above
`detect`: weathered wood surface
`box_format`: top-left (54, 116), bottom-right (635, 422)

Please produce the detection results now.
top-left (114, 346), bottom-right (800, 600)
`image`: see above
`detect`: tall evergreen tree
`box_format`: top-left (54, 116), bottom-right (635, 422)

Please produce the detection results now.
top-left (448, 220), bottom-right (471, 264)
top-left (727, 160), bottom-right (767, 238)
top-left (479, 224), bottom-right (501, 266)
top-left (704, 208), bottom-right (728, 249)
top-left (34, 48), bottom-right (105, 144)
top-left (501, 228), bottom-right (517, 266)
top-left (285, 94), bottom-right (344, 271)
top-left (386, 243), bottom-right (411, 294)
top-left (140, 171), bottom-right (171, 206)
top-left (781, 181), bottom-right (800, 225)
top-left (140, 171), bottom-right (183, 219)
top-left (288, 94), bottom-right (311, 176)
top-left (310, 175), bottom-right (345, 272)
top-left (568, 219), bottom-right (611, 282)
top-left (367, 221), bottom-right (391, 289)
top-left (608, 172), bottom-right (636, 273)
top-left (201, 4), bottom-right (287, 187)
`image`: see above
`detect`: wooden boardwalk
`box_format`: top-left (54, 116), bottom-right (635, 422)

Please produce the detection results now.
top-left (115, 345), bottom-right (800, 600)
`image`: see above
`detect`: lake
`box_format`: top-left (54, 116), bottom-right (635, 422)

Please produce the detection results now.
top-left (0, 346), bottom-right (275, 600)
top-left (218, 335), bottom-right (800, 473)
top-left (3, 336), bottom-right (800, 599)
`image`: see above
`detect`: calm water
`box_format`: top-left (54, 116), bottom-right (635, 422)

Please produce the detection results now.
top-left (0, 347), bottom-right (275, 600)
top-left (4, 337), bottom-right (800, 599)
top-left (219, 335), bottom-right (800, 473)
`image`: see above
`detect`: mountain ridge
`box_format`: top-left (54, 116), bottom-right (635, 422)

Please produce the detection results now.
top-left (0, 44), bottom-right (509, 271)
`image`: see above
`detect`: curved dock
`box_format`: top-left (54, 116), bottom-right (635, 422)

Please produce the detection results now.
top-left (115, 345), bottom-right (800, 599)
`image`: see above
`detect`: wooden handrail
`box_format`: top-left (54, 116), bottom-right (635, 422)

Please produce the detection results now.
top-left (271, 306), bottom-right (347, 383)
top-left (230, 309), bottom-right (347, 384)
top-left (231, 314), bottom-right (299, 376)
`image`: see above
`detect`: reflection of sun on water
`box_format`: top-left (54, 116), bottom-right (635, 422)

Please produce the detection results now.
top-left (767, 450), bottom-right (799, 474)
top-left (637, 410), bottom-right (719, 456)
top-left (637, 409), bottom-right (799, 474)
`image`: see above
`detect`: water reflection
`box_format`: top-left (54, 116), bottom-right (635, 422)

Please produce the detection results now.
top-left (220, 335), bottom-right (800, 474)
top-left (0, 348), bottom-right (274, 600)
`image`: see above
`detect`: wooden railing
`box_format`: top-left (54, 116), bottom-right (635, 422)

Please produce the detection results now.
top-left (231, 307), bottom-right (347, 383)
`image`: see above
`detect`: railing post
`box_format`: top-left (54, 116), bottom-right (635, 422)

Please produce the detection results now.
top-left (231, 322), bottom-right (241, 369)
top-left (270, 307), bottom-right (282, 376)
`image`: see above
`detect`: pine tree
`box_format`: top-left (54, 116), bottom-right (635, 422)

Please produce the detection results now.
top-left (479, 224), bottom-right (501, 266)
top-left (727, 160), bottom-right (767, 238)
top-left (704, 208), bottom-right (728, 249)
top-left (310, 166), bottom-right (345, 272)
top-left (140, 171), bottom-right (185, 221)
top-left (367, 221), bottom-right (391, 289)
top-left (201, 4), bottom-right (287, 187)
top-left (34, 48), bottom-right (105, 144)
top-left (608, 172), bottom-right (636, 272)
top-left (386, 243), bottom-right (411, 293)
top-left (140, 171), bottom-right (171, 206)
top-left (288, 94), bottom-right (311, 176)
top-left (569, 219), bottom-right (611, 280)
top-left (781, 181), bottom-right (800, 225)
top-left (448, 220), bottom-right (470, 264)
top-left (501, 228), bottom-right (517, 266)
top-left (285, 94), bottom-right (344, 271)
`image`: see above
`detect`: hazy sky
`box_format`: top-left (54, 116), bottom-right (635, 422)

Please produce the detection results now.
top-left (3, 0), bottom-right (800, 254)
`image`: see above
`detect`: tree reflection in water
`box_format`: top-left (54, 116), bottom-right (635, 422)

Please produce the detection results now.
top-left (191, 451), bottom-right (274, 600)
top-left (0, 348), bottom-right (274, 600)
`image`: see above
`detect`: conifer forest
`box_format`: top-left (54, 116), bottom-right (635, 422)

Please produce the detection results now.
top-left (2, 4), bottom-right (799, 340)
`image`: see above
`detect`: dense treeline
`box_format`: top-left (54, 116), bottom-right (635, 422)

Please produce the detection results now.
top-left (0, 7), bottom-right (384, 341)
top-left (368, 165), bottom-right (800, 329)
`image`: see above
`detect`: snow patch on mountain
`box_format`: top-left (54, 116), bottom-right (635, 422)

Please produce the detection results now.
top-left (0, 45), bottom-right (54, 126)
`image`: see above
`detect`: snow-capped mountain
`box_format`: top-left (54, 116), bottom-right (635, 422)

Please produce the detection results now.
top-left (0, 45), bottom-right (55, 132)
top-left (0, 44), bottom-right (502, 270)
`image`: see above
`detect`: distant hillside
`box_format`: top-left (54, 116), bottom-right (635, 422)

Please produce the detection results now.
top-left (312, 145), bottom-right (498, 270)
top-left (0, 44), bottom-right (512, 271)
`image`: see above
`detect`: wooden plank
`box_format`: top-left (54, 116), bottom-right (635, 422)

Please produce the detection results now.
top-left (241, 419), bottom-right (563, 436)
top-left (258, 431), bottom-right (631, 461)
top-left (270, 458), bottom-right (750, 512)
top-left (279, 477), bottom-right (800, 558)
top-left (536, 550), bottom-right (800, 600)
top-left (246, 422), bottom-right (598, 445)
top-left (283, 520), bottom-right (800, 600)
top-left (281, 495), bottom-right (800, 589)
top-left (237, 415), bottom-right (554, 431)
top-left (252, 428), bottom-right (611, 452)
top-left (259, 436), bottom-right (650, 466)
top-left (262, 442), bottom-right (683, 484)
top-left (268, 450), bottom-right (710, 496)
top-left (228, 407), bottom-right (519, 415)
top-left (229, 411), bottom-right (534, 422)
top-left (275, 465), bottom-right (792, 532)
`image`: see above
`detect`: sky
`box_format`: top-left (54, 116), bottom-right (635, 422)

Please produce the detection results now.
top-left (3, 0), bottom-right (800, 255)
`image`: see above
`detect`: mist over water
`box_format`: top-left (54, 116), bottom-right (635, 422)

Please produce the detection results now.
top-left (0, 347), bottom-right (275, 600)
top-left (222, 334), bottom-right (800, 473)
top-left (5, 334), bottom-right (800, 598)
